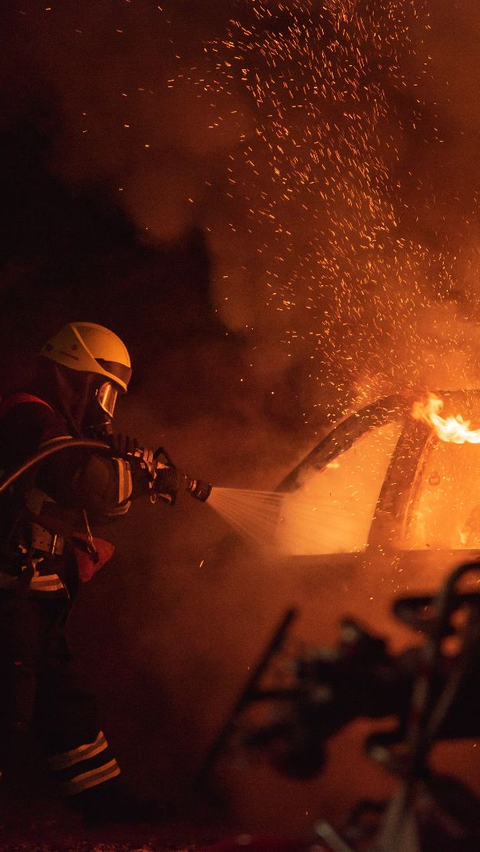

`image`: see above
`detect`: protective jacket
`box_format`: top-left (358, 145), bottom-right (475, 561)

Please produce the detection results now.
top-left (0, 391), bottom-right (152, 596)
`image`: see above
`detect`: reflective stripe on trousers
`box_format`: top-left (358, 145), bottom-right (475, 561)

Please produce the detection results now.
top-left (0, 593), bottom-right (120, 797)
top-left (48, 730), bottom-right (121, 795)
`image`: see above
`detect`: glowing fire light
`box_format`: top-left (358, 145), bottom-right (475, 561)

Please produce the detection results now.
top-left (412, 394), bottom-right (480, 444)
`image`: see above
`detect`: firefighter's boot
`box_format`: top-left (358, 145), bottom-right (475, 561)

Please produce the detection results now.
top-left (74, 778), bottom-right (165, 827)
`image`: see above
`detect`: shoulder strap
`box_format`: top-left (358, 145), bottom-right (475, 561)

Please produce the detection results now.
top-left (0, 393), bottom-right (54, 421)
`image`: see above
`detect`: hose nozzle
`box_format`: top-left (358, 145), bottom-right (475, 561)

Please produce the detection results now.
top-left (187, 478), bottom-right (212, 502)
top-left (152, 454), bottom-right (212, 504)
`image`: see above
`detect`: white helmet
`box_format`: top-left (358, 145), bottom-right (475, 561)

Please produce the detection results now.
top-left (40, 322), bottom-right (132, 419)
top-left (40, 322), bottom-right (132, 391)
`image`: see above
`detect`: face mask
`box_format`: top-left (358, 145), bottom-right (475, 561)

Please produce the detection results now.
top-left (96, 382), bottom-right (119, 418)
top-left (83, 381), bottom-right (119, 437)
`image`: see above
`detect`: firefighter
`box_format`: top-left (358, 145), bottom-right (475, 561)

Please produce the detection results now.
top-left (0, 322), bottom-right (177, 825)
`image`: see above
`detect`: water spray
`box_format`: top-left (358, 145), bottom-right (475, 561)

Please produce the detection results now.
top-left (0, 438), bottom-right (285, 547)
top-left (207, 487), bottom-right (284, 546)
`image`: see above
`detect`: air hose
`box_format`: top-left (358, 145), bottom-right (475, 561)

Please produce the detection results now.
top-left (0, 438), bottom-right (212, 502)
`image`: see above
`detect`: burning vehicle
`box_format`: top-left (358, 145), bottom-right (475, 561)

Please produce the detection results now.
top-left (200, 391), bottom-right (480, 851)
top-left (275, 389), bottom-right (480, 573)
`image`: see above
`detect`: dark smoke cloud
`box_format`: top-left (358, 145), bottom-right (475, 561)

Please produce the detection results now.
top-left (4, 0), bottom-right (475, 412)
top-left (4, 0), bottom-right (478, 414)
top-left (0, 0), bottom-right (479, 833)
top-left (0, 3), bottom-right (441, 410)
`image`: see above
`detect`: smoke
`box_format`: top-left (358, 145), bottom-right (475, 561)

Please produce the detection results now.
top-left (3, 1), bottom-right (480, 413)
top-left (1, 0), bottom-right (480, 833)
top-left (0, 4), bottom-right (447, 409)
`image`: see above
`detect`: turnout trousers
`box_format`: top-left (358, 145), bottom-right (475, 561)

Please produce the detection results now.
top-left (0, 591), bottom-right (121, 799)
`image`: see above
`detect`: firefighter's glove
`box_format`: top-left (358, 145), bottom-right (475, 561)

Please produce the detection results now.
top-left (109, 435), bottom-right (156, 476)
top-left (108, 433), bottom-right (139, 458)
top-left (152, 465), bottom-right (185, 506)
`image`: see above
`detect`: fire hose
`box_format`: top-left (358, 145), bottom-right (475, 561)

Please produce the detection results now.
top-left (0, 437), bottom-right (212, 502)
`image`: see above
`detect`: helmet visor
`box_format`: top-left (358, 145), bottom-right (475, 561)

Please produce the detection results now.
top-left (97, 382), bottom-right (119, 418)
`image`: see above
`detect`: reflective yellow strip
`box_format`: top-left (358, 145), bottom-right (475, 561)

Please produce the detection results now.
top-left (114, 458), bottom-right (133, 503)
top-left (61, 759), bottom-right (121, 796)
top-left (49, 731), bottom-right (108, 771)
top-left (125, 464), bottom-right (132, 500)
top-left (108, 500), bottom-right (131, 516)
top-left (29, 574), bottom-right (65, 592)
top-left (116, 457), bottom-right (124, 502)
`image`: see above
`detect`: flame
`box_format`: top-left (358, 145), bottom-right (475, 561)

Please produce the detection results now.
top-left (412, 394), bottom-right (480, 444)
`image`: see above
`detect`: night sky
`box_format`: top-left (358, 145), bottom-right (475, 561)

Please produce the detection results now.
top-left (1, 0), bottom-right (480, 836)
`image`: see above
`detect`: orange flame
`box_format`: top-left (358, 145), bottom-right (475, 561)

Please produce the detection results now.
top-left (412, 394), bottom-right (480, 444)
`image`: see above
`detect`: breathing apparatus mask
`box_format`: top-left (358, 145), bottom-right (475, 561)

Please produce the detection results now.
top-left (97, 381), bottom-right (119, 419)
top-left (83, 379), bottom-right (120, 438)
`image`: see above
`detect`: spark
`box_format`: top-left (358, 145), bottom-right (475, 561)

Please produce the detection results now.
top-left (165, 1), bottom-right (476, 419)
